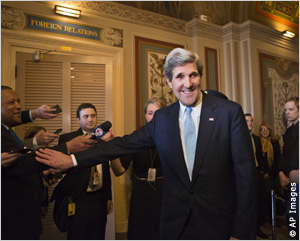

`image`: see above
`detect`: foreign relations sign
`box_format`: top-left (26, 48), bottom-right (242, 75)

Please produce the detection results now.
top-left (27, 15), bottom-right (123, 47)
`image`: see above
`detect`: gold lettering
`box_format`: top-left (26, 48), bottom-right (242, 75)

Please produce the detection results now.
top-left (29, 19), bottom-right (65, 32)
top-left (56, 24), bottom-right (62, 31)
top-left (64, 26), bottom-right (76, 33)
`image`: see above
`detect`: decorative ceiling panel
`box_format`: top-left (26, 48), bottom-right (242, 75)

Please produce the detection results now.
top-left (256, 1), bottom-right (299, 29)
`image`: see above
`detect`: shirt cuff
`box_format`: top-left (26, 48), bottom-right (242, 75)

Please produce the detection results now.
top-left (33, 137), bottom-right (39, 149)
top-left (70, 154), bottom-right (78, 167)
top-left (29, 110), bottom-right (34, 121)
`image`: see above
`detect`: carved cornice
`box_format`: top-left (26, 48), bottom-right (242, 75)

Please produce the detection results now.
top-left (43, 1), bottom-right (187, 34)
top-left (1, 6), bottom-right (26, 30)
top-left (188, 19), bottom-right (223, 41)
top-left (1, 28), bottom-right (120, 55)
top-left (188, 18), bottom-right (298, 52)
top-left (238, 21), bottom-right (298, 51)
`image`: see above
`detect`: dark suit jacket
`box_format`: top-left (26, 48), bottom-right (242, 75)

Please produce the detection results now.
top-left (279, 122), bottom-right (299, 176)
top-left (51, 128), bottom-right (112, 204)
top-left (74, 93), bottom-right (257, 239)
top-left (1, 112), bottom-right (68, 239)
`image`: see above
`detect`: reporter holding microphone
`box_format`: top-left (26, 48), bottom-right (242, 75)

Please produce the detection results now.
top-left (50, 103), bottom-right (113, 240)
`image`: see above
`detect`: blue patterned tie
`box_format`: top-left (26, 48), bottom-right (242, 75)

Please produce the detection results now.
top-left (9, 128), bottom-right (23, 148)
top-left (184, 107), bottom-right (196, 178)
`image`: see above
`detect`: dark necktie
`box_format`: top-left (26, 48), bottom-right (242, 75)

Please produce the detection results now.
top-left (9, 128), bottom-right (23, 148)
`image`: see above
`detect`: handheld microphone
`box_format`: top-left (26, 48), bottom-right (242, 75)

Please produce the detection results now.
top-left (91, 121), bottom-right (112, 139)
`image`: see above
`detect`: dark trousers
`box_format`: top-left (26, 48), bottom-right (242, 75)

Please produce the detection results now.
top-left (67, 189), bottom-right (107, 240)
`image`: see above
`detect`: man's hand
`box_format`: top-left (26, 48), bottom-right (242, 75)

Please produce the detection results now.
top-left (1, 152), bottom-right (21, 167)
top-left (101, 130), bottom-right (114, 141)
top-left (36, 132), bottom-right (59, 146)
top-left (35, 148), bottom-right (74, 173)
top-left (66, 135), bottom-right (97, 153)
top-left (42, 170), bottom-right (59, 187)
top-left (31, 105), bottom-right (58, 120)
top-left (107, 200), bottom-right (114, 215)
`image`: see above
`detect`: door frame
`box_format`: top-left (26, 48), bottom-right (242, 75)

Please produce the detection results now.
top-left (2, 29), bottom-right (124, 239)
top-left (2, 29), bottom-right (124, 137)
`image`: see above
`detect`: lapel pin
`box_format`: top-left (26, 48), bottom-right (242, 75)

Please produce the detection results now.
top-left (209, 118), bottom-right (214, 122)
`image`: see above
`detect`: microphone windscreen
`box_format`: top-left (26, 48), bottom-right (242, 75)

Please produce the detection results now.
top-left (101, 121), bottom-right (112, 131)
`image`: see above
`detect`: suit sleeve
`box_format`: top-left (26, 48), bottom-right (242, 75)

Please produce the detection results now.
top-left (75, 123), bottom-right (156, 168)
top-left (230, 105), bottom-right (257, 239)
top-left (21, 110), bottom-right (32, 124)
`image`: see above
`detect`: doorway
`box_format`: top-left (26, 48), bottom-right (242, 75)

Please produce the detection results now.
top-left (15, 51), bottom-right (115, 240)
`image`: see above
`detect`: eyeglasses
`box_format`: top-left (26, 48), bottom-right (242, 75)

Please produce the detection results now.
top-left (260, 128), bottom-right (269, 131)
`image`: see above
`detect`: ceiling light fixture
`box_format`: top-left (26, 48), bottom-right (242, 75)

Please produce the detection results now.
top-left (54, 5), bottom-right (81, 18)
top-left (282, 30), bottom-right (295, 38)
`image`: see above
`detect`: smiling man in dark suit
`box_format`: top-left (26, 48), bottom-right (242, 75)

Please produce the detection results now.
top-left (37, 48), bottom-right (257, 239)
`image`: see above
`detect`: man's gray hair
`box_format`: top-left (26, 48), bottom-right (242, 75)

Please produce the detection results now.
top-left (163, 48), bottom-right (203, 81)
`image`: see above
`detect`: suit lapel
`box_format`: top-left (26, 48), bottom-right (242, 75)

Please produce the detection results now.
top-left (165, 103), bottom-right (192, 184)
top-left (192, 94), bottom-right (218, 184)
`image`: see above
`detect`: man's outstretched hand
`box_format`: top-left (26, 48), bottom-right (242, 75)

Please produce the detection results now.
top-left (31, 105), bottom-right (58, 120)
top-left (36, 148), bottom-right (74, 173)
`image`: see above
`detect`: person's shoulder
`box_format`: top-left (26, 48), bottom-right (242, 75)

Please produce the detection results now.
top-left (156, 101), bottom-right (179, 115)
top-left (204, 92), bottom-right (239, 108)
top-left (59, 129), bottom-right (82, 141)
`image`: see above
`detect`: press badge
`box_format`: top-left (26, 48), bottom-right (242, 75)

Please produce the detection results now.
top-left (148, 168), bottom-right (156, 182)
top-left (93, 172), bottom-right (101, 185)
top-left (68, 203), bottom-right (75, 216)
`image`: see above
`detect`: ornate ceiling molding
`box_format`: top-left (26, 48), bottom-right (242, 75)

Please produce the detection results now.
top-left (2, 2), bottom-right (298, 52)
top-left (188, 18), bottom-right (298, 52)
top-left (188, 19), bottom-right (223, 41)
top-left (44, 1), bottom-right (187, 34)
